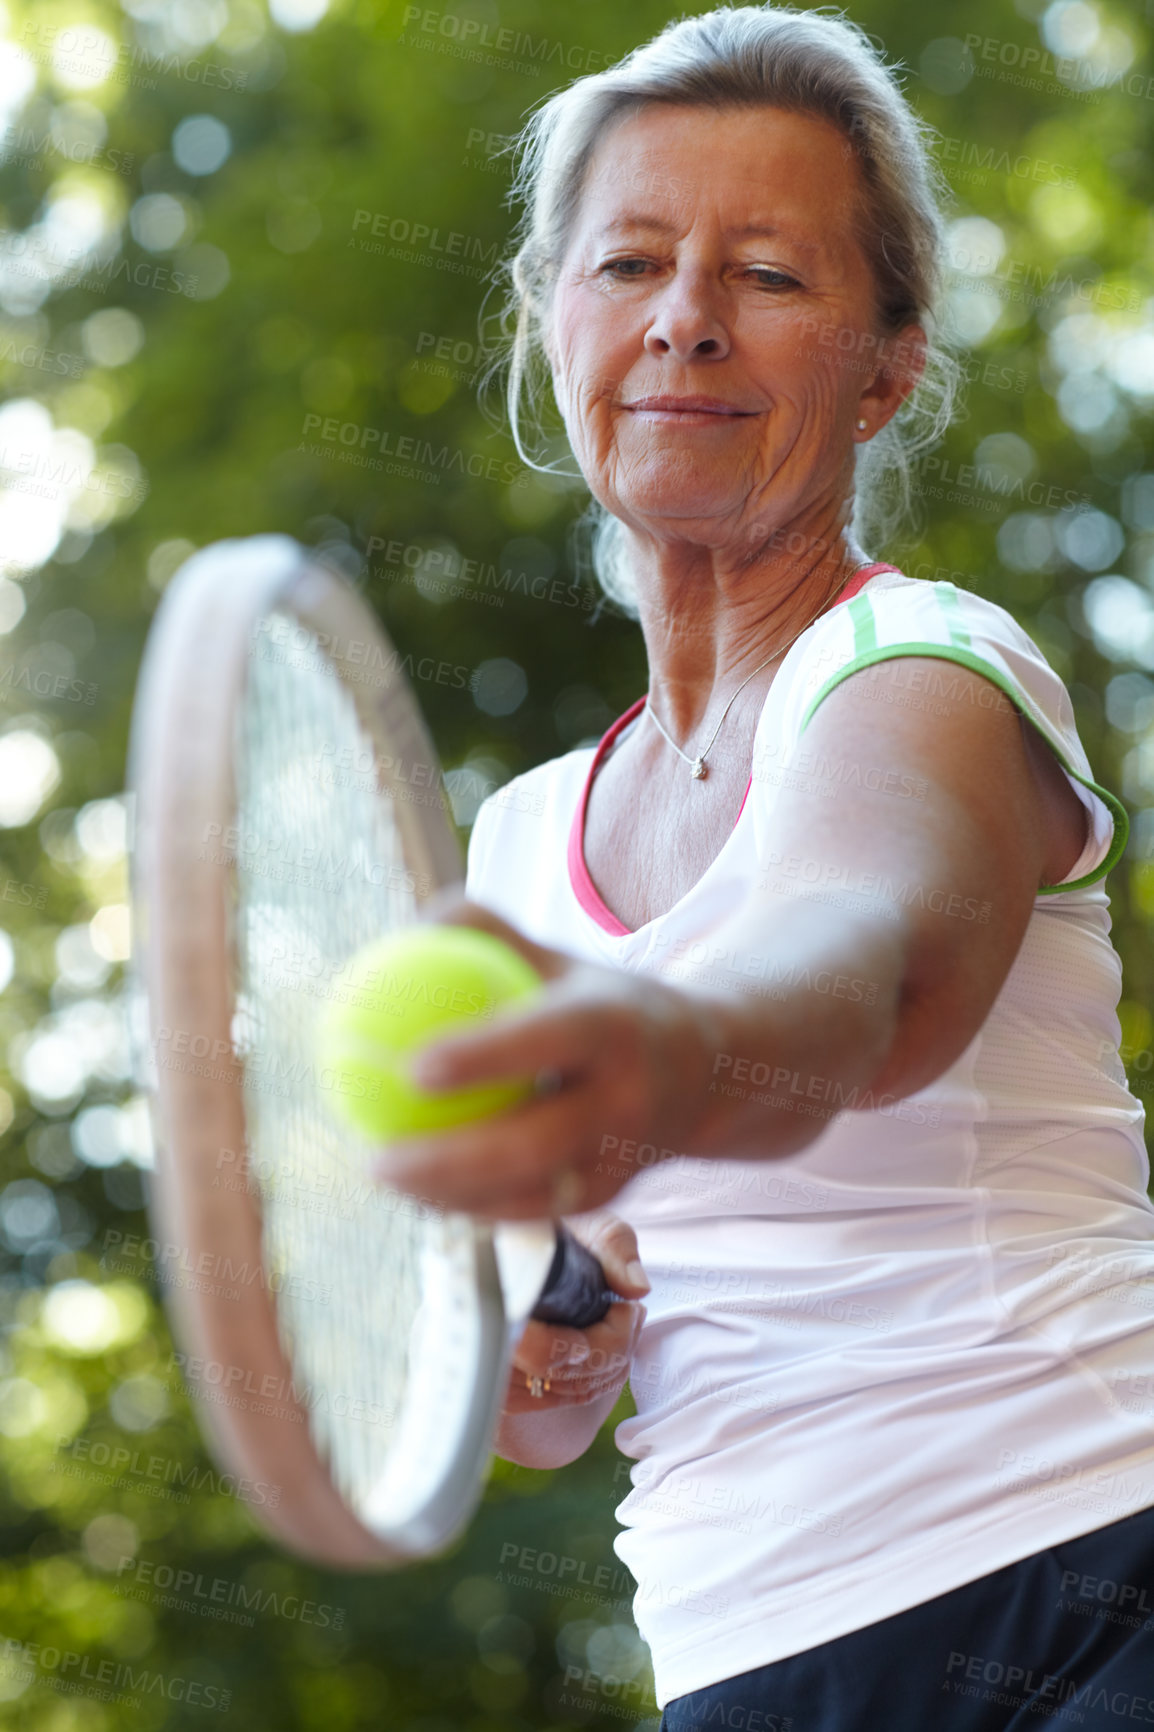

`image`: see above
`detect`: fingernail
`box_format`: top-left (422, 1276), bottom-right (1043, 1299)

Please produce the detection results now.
top-left (567, 1341), bottom-right (590, 1366)
top-left (625, 1259), bottom-right (650, 1290)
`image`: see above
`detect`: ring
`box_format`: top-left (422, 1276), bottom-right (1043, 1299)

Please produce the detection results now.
top-left (526, 1375), bottom-right (549, 1399)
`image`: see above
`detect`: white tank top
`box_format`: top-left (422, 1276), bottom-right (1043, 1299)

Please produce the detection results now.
top-left (464, 566), bottom-right (1152, 1709)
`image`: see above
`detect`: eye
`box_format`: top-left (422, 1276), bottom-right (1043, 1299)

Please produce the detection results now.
top-left (599, 257), bottom-right (651, 277)
top-left (745, 267), bottom-right (798, 289)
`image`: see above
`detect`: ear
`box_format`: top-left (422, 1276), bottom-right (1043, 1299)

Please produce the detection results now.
top-left (857, 322), bottom-right (927, 435)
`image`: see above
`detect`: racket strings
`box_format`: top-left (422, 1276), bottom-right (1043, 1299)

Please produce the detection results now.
top-left (232, 614), bottom-right (425, 1510)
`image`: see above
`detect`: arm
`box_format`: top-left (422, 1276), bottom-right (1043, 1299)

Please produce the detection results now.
top-left (373, 655), bottom-right (1090, 1211)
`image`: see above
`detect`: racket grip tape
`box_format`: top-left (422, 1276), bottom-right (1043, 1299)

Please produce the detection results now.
top-left (530, 1223), bottom-right (616, 1329)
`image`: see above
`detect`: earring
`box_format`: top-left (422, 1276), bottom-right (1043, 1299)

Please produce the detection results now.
top-left (856, 418), bottom-right (868, 432)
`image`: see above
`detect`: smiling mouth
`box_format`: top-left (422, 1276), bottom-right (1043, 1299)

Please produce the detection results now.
top-left (622, 398), bottom-right (758, 420)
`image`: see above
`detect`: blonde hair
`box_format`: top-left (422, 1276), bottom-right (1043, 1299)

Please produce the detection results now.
top-left (477, 3), bottom-right (961, 616)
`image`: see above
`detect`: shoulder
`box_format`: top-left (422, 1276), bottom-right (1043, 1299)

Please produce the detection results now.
top-left (810, 569), bottom-right (1036, 655)
top-left (787, 570), bottom-right (1075, 740)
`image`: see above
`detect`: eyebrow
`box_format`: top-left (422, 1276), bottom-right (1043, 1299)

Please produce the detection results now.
top-left (593, 214), bottom-right (822, 257)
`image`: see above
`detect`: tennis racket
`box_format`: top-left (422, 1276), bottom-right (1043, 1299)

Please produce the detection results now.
top-left (128, 534), bottom-right (614, 1568)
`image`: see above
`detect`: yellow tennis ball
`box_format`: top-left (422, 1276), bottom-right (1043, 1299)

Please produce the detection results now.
top-left (316, 925), bottom-right (543, 1141)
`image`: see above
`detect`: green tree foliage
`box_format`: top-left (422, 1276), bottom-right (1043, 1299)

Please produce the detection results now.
top-left (0, 0), bottom-right (1150, 1726)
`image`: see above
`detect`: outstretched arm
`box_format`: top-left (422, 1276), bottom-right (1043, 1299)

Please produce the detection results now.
top-left (372, 656), bottom-right (1089, 1215)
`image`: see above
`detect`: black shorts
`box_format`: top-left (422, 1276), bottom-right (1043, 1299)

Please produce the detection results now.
top-left (660, 1503), bottom-right (1154, 1732)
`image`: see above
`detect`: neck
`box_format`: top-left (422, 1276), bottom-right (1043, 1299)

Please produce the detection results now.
top-left (632, 518), bottom-right (872, 743)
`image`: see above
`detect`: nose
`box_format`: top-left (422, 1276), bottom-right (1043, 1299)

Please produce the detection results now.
top-left (643, 268), bottom-right (730, 363)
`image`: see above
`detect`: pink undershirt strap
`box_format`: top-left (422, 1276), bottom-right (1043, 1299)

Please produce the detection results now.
top-left (566, 562), bottom-right (901, 937)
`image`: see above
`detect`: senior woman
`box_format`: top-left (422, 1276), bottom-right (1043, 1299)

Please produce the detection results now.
top-left (375, 6), bottom-right (1154, 1728)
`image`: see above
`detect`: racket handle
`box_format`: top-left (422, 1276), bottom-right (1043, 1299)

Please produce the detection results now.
top-left (530, 1224), bottom-right (615, 1329)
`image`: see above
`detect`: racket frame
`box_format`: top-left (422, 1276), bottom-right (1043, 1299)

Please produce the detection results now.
top-left (130, 536), bottom-right (520, 1566)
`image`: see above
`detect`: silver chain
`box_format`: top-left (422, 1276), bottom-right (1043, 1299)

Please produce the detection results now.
top-left (643, 564), bottom-right (869, 780)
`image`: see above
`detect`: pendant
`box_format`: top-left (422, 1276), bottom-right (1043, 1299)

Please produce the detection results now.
top-left (690, 757), bottom-right (707, 780)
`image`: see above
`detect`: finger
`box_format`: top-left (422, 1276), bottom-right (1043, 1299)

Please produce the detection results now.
top-left (510, 1344), bottom-right (639, 1409)
top-left (509, 1359), bottom-right (632, 1399)
top-left (577, 1215), bottom-right (650, 1296)
top-left (505, 1304), bottom-right (645, 1412)
top-left (503, 1375), bottom-right (628, 1413)
top-left (512, 1303), bottom-right (642, 1378)
top-left (376, 1159), bottom-right (615, 1224)
top-left (375, 1152), bottom-right (628, 1223)
top-left (372, 1086), bottom-right (593, 1210)
top-left (407, 990), bottom-right (603, 1092)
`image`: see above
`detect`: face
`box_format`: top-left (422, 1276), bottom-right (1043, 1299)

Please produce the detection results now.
top-left (543, 104), bottom-right (925, 557)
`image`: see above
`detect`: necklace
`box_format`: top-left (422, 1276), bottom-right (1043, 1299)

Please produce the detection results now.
top-left (644, 563), bottom-right (869, 780)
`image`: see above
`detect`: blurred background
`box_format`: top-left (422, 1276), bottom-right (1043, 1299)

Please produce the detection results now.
top-left (0, 0), bottom-right (1151, 1725)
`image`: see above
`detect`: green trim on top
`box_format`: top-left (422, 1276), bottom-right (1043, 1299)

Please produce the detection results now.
top-left (798, 642), bottom-right (1130, 894)
top-left (934, 581), bottom-right (971, 649)
top-left (848, 591), bottom-right (877, 656)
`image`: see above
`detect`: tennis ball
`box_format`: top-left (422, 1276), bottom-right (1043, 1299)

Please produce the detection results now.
top-left (316, 924), bottom-right (543, 1141)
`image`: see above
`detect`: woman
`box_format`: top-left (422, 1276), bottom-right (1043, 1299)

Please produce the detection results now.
top-left (375, 7), bottom-right (1153, 1727)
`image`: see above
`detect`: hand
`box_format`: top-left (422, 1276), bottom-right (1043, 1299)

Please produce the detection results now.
top-left (369, 892), bottom-right (723, 1220)
top-left (498, 1217), bottom-right (648, 1429)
